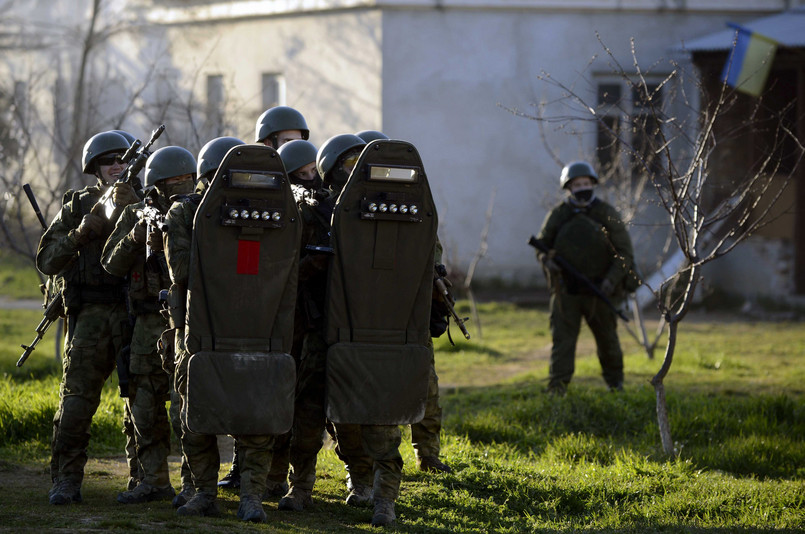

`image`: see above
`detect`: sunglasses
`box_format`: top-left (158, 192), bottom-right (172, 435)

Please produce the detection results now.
top-left (342, 154), bottom-right (360, 169)
top-left (97, 154), bottom-right (126, 166)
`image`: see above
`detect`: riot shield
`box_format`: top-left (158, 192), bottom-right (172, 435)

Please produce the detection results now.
top-left (325, 139), bottom-right (437, 425)
top-left (185, 144), bottom-right (300, 435)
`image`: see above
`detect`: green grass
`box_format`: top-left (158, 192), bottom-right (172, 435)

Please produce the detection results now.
top-left (0, 249), bottom-right (43, 299)
top-left (0, 300), bottom-right (803, 532)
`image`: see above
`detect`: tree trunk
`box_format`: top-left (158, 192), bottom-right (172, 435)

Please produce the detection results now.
top-left (651, 317), bottom-right (678, 455)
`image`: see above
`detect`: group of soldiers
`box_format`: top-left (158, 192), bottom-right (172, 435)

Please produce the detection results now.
top-left (35, 106), bottom-right (453, 528)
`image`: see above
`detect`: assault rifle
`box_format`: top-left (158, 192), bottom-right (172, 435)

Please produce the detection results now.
top-left (433, 264), bottom-right (471, 340)
top-left (93, 124), bottom-right (166, 219)
top-left (527, 235), bottom-right (629, 322)
top-left (139, 198), bottom-right (167, 260)
top-left (18, 184), bottom-right (65, 367)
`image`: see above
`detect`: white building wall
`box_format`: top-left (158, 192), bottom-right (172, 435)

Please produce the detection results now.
top-left (380, 5), bottom-right (778, 284)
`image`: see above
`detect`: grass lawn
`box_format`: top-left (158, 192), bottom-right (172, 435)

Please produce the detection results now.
top-left (0, 297), bottom-right (803, 532)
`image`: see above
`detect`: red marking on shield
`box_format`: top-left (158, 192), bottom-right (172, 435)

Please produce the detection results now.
top-left (131, 271), bottom-right (141, 282)
top-left (236, 240), bottom-right (260, 275)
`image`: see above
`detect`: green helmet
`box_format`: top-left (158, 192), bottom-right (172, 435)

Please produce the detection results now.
top-left (560, 161), bottom-right (599, 189)
top-left (111, 129), bottom-right (137, 145)
top-left (355, 130), bottom-right (389, 143)
top-left (254, 106), bottom-right (309, 144)
top-left (144, 146), bottom-right (197, 189)
top-left (197, 137), bottom-right (244, 182)
top-left (278, 139), bottom-right (318, 174)
top-left (316, 134), bottom-right (366, 180)
top-left (82, 131), bottom-right (131, 174)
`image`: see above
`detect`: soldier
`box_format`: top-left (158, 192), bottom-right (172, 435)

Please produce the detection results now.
top-left (354, 130), bottom-right (452, 475)
top-left (101, 146), bottom-right (197, 504)
top-left (255, 105), bottom-right (310, 148)
top-left (218, 106), bottom-right (311, 496)
top-left (167, 138), bottom-right (293, 523)
top-left (160, 137), bottom-right (242, 511)
top-left (37, 130), bottom-right (141, 505)
top-left (274, 138), bottom-right (328, 512)
top-left (536, 161), bottom-right (635, 395)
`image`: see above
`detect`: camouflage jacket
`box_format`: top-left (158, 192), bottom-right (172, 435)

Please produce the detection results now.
top-left (537, 197), bottom-right (634, 293)
top-left (36, 183), bottom-right (125, 312)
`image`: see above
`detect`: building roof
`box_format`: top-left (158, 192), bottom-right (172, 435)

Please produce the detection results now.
top-left (679, 7), bottom-right (805, 52)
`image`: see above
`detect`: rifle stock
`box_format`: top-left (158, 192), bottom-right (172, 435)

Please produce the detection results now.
top-left (528, 235), bottom-right (629, 322)
top-left (433, 267), bottom-right (471, 340)
top-left (18, 291), bottom-right (64, 367)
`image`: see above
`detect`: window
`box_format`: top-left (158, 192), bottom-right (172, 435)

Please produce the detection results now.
top-left (261, 73), bottom-right (285, 109)
top-left (595, 78), bottom-right (665, 181)
top-left (206, 74), bottom-right (224, 132)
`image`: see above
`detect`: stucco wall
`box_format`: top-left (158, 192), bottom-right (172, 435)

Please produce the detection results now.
top-left (380, 6), bottom-right (774, 286)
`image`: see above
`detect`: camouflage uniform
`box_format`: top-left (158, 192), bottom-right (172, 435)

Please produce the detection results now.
top-left (164, 183), bottom-right (274, 506)
top-left (102, 198), bottom-right (174, 496)
top-left (537, 197), bottom-right (634, 391)
top-left (283, 190), bottom-right (337, 499)
top-left (37, 184), bottom-right (132, 498)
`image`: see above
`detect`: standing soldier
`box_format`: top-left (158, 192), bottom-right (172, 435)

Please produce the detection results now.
top-left (322, 134), bottom-right (438, 527)
top-left (163, 136), bottom-right (244, 517)
top-left (101, 146), bottom-right (198, 503)
top-left (354, 130), bottom-right (452, 475)
top-left (218, 105), bottom-right (311, 496)
top-left (274, 138), bottom-right (329, 512)
top-left (536, 161), bottom-right (635, 395)
top-left (37, 130), bottom-right (141, 505)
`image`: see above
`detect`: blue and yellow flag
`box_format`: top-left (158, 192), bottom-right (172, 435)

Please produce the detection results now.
top-left (721, 23), bottom-right (778, 97)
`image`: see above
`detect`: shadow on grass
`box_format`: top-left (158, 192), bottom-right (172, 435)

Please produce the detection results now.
top-left (441, 380), bottom-right (805, 480)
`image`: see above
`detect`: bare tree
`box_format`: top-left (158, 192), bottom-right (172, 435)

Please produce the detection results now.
top-left (517, 36), bottom-right (803, 455)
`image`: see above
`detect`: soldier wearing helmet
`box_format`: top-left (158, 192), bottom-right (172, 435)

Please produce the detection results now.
top-left (255, 106), bottom-right (309, 148)
top-left (352, 129), bottom-right (452, 476)
top-left (36, 130), bottom-right (142, 505)
top-left (536, 160), bottom-right (635, 395)
top-left (158, 136), bottom-right (243, 509)
top-left (101, 145), bottom-right (198, 505)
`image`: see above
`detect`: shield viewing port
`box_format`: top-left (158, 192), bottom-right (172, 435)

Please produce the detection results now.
top-left (228, 170), bottom-right (283, 189)
top-left (368, 166), bottom-right (418, 183)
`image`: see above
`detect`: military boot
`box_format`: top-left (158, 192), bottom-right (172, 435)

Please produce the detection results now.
top-left (371, 498), bottom-right (396, 527)
top-left (176, 492), bottom-right (219, 517)
top-left (417, 455), bottom-right (453, 473)
top-left (278, 486), bottom-right (313, 511)
top-left (237, 494), bottom-right (266, 523)
top-left (172, 485), bottom-right (196, 509)
top-left (117, 482), bottom-right (175, 504)
top-left (263, 478), bottom-right (289, 499)
top-left (217, 448), bottom-right (241, 490)
top-left (345, 484), bottom-right (373, 508)
top-left (49, 479), bottom-right (83, 505)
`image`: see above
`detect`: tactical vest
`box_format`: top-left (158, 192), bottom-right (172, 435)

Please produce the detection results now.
top-left (184, 144), bottom-right (301, 435)
top-left (62, 186), bottom-right (125, 313)
top-left (325, 139), bottom-right (437, 425)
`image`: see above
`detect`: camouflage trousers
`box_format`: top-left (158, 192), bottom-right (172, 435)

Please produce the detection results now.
top-left (169, 376), bottom-right (193, 490)
top-left (174, 330), bottom-right (274, 497)
top-left (50, 302), bottom-right (129, 486)
top-left (549, 291), bottom-right (624, 389)
top-left (332, 423), bottom-right (403, 501)
top-left (410, 343), bottom-right (443, 458)
top-left (126, 367), bottom-right (172, 487)
top-left (286, 330), bottom-right (328, 491)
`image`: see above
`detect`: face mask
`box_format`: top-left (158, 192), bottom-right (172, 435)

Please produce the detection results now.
top-left (158, 179), bottom-right (195, 199)
top-left (572, 188), bottom-right (594, 203)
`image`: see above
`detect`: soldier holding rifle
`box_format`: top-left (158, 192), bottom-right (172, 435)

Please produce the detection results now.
top-left (533, 161), bottom-right (636, 396)
top-left (35, 130), bottom-right (141, 505)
